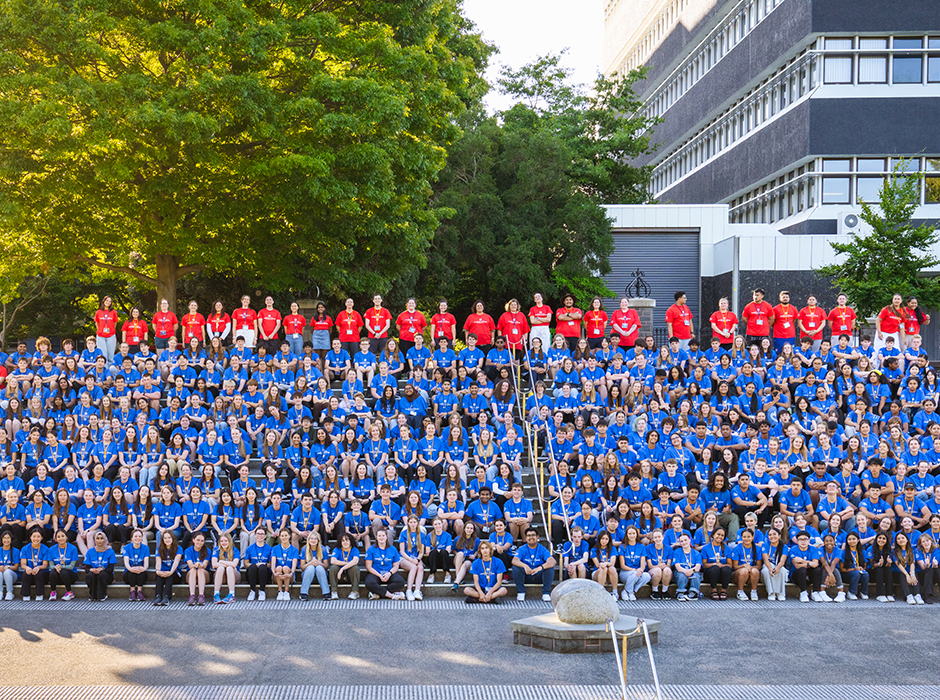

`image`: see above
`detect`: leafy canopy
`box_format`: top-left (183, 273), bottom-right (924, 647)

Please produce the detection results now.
top-left (819, 160), bottom-right (940, 318)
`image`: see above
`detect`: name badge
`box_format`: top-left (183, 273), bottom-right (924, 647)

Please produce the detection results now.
top-left (783, 322), bottom-right (790, 329)
top-left (756, 319), bottom-right (764, 326)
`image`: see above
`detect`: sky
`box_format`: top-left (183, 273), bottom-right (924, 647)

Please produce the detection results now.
top-left (461, 0), bottom-right (605, 113)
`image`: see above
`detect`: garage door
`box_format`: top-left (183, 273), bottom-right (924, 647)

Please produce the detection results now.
top-left (602, 230), bottom-right (701, 337)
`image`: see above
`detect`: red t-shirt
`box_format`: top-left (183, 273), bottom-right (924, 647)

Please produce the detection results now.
top-left (232, 307), bottom-right (257, 331)
top-left (463, 313), bottom-right (496, 346)
top-left (584, 310), bottom-right (609, 339)
top-left (152, 311), bottom-right (178, 339)
top-left (335, 310), bottom-right (362, 341)
top-left (771, 304), bottom-right (797, 339)
top-left (283, 313), bottom-right (307, 336)
top-left (430, 313), bottom-right (456, 340)
top-left (121, 319), bottom-right (148, 344)
top-left (496, 311), bottom-right (530, 350)
top-left (902, 308), bottom-right (922, 336)
top-left (528, 304), bottom-right (553, 328)
top-left (610, 308), bottom-right (641, 346)
top-left (181, 313), bottom-right (206, 342)
top-left (828, 306), bottom-right (856, 335)
top-left (0, 366), bottom-right (7, 390)
top-left (396, 310), bottom-right (427, 343)
top-left (708, 311), bottom-right (737, 343)
top-left (878, 306), bottom-right (904, 334)
top-left (665, 303), bottom-right (693, 339)
top-left (364, 307), bottom-right (392, 339)
top-left (309, 315), bottom-right (334, 332)
top-left (555, 307), bottom-right (583, 338)
top-left (207, 313), bottom-right (231, 335)
top-left (94, 310), bottom-right (119, 338)
top-left (741, 301), bottom-right (773, 337)
top-left (798, 306), bottom-right (827, 339)
top-left (257, 308), bottom-right (282, 339)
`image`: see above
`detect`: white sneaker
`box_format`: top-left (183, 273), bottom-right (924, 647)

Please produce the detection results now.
top-left (818, 591), bottom-right (833, 602)
top-left (916, 594), bottom-right (925, 605)
top-left (3, 592), bottom-right (11, 601)
top-left (800, 592), bottom-right (809, 603)
top-left (330, 592), bottom-right (339, 600)
top-left (621, 590), bottom-right (630, 601)
top-left (247, 591), bottom-right (257, 601)
top-left (750, 590), bottom-right (759, 602)
top-left (847, 592), bottom-right (858, 600)
top-left (541, 594), bottom-right (551, 602)
top-left (736, 590), bottom-right (748, 601)
top-left (887, 595), bottom-right (895, 602)
top-left (778, 592), bottom-right (785, 601)
top-left (611, 591), bottom-right (619, 600)
top-left (349, 592), bottom-right (359, 599)
top-left (426, 574), bottom-right (435, 584)
top-left (767, 593), bottom-right (776, 601)
top-left (282, 591), bottom-right (290, 601)
top-left (406, 590), bottom-right (414, 601)
top-left (517, 593), bottom-right (526, 601)
top-left (443, 573), bottom-right (452, 584)
top-left (834, 592), bottom-right (846, 603)
top-left (414, 590), bottom-right (423, 601)
top-left (258, 591), bottom-right (266, 601)
top-left (391, 591), bottom-right (406, 600)
top-left (876, 595), bottom-right (888, 602)
top-left (811, 592), bottom-right (823, 602)
top-left (907, 594), bottom-right (916, 605)
top-left (860, 593), bottom-right (869, 600)
top-left (630, 592), bottom-right (637, 602)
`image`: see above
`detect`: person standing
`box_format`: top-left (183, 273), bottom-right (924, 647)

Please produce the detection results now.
top-left (206, 301), bottom-right (231, 344)
top-left (772, 291), bottom-right (797, 353)
top-left (151, 299), bottom-right (179, 351)
top-left (463, 302), bottom-right (496, 355)
top-left (430, 300), bottom-right (457, 347)
top-left (336, 299), bottom-right (363, 358)
top-left (665, 291), bottom-right (694, 351)
top-left (364, 295), bottom-right (392, 357)
top-left (94, 296), bottom-right (119, 362)
top-left (121, 308), bottom-right (149, 355)
top-left (496, 299), bottom-right (530, 359)
top-left (827, 294), bottom-right (856, 342)
top-left (396, 298), bottom-right (427, 356)
top-left (876, 293), bottom-right (907, 353)
top-left (232, 295), bottom-right (258, 348)
top-left (708, 297), bottom-right (737, 350)
top-left (741, 289), bottom-right (774, 349)
top-left (283, 302), bottom-right (307, 359)
top-left (903, 297), bottom-right (930, 349)
top-left (555, 294), bottom-right (583, 352)
top-left (798, 296), bottom-right (827, 353)
top-left (528, 294), bottom-right (554, 352)
top-left (180, 301), bottom-right (206, 344)
top-left (309, 302), bottom-right (334, 369)
top-left (610, 297), bottom-right (640, 350)
top-left (256, 296), bottom-right (282, 356)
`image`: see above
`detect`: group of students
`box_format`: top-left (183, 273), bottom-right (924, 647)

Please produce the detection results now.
top-left (0, 288), bottom-right (939, 606)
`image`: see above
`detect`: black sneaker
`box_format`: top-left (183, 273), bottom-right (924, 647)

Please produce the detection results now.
top-left (650, 591), bottom-right (661, 600)
top-left (464, 595), bottom-right (478, 604)
top-left (299, 593), bottom-right (309, 602)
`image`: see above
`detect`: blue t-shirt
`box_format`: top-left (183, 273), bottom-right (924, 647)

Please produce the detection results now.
top-left (366, 544), bottom-right (401, 574)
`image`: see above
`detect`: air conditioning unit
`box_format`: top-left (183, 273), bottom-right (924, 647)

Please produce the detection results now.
top-left (837, 212), bottom-right (863, 235)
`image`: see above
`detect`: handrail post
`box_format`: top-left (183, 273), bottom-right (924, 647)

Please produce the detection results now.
top-left (607, 618), bottom-right (628, 700)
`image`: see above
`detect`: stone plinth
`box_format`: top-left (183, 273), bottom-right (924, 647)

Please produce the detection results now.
top-left (628, 297), bottom-right (656, 336)
top-left (510, 613), bottom-right (659, 654)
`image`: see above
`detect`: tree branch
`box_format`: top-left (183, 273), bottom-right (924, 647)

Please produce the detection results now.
top-left (74, 257), bottom-right (157, 285)
top-left (175, 263), bottom-right (205, 278)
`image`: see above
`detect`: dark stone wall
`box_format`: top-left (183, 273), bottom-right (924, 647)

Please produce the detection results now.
top-left (700, 271), bottom-right (733, 341)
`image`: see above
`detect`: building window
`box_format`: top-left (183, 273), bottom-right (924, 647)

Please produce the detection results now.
top-left (858, 38), bottom-right (888, 83)
top-left (822, 177), bottom-right (851, 204)
top-left (926, 159), bottom-right (940, 203)
top-left (824, 38), bottom-right (853, 84)
top-left (856, 177), bottom-right (884, 203)
top-left (929, 38), bottom-right (940, 82)
top-left (857, 158), bottom-right (886, 173)
top-left (822, 159), bottom-right (851, 173)
top-left (893, 37), bottom-right (923, 83)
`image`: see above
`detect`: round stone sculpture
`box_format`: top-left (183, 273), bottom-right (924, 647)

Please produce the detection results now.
top-left (551, 579), bottom-right (620, 624)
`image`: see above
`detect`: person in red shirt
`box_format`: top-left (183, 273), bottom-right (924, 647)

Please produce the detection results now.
top-left (364, 295), bottom-right (392, 356)
top-left (708, 297), bottom-right (737, 349)
top-left (876, 293), bottom-right (907, 352)
top-left (256, 295), bottom-right (283, 355)
top-left (797, 296), bottom-right (827, 353)
top-left (430, 299), bottom-right (456, 347)
top-left (771, 290), bottom-right (797, 353)
top-left (395, 298), bottom-right (427, 355)
top-left (121, 307), bottom-right (149, 353)
top-left (610, 297), bottom-right (640, 350)
top-left (496, 298), bottom-right (530, 356)
top-left (827, 294), bottom-right (856, 342)
top-left (665, 291), bottom-right (694, 350)
top-left (232, 295), bottom-right (258, 348)
top-left (206, 301), bottom-right (231, 344)
top-left (463, 301), bottom-right (496, 353)
top-left (336, 298), bottom-right (363, 357)
top-left (151, 298), bottom-right (179, 351)
top-left (181, 300), bottom-right (206, 345)
top-left (94, 296), bottom-right (119, 362)
top-left (308, 301), bottom-right (333, 368)
top-left (555, 294), bottom-right (583, 351)
top-left (903, 296), bottom-right (930, 348)
top-left (740, 288), bottom-right (774, 347)
top-left (584, 297), bottom-right (609, 350)
top-left (283, 301), bottom-right (307, 358)
top-left (528, 293), bottom-right (553, 352)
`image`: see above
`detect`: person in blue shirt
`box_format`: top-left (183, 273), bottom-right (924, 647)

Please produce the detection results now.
top-left (328, 533), bottom-right (362, 599)
top-left (645, 528), bottom-right (673, 599)
top-left (121, 528), bottom-right (150, 601)
top-left (364, 527), bottom-right (406, 600)
top-left (271, 528), bottom-right (300, 600)
top-left (789, 530), bottom-right (822, 602)
top-left (701, 527), bottom-right (733, 600)
top-left (245, 526), bottom-right (273, 601)
top-left (211, 532), bottom-right (241, 604)
top-left (561, 527), bottom-right (591, 580)
top-left (729, 527), bottom-right (762, 601)
top-left (0, 530), bottom-right (21, 600)
top-left (511, 527), bottom-right (557, 601)
top-left (465, 540), bottom-right (508, 604)
top-left (18, 527), bottom-right (48, 600)
top-left (184, 531), bottom-right (213, 605)
top-left (83, 530), bottom-right (117, 601)
top-left (154, 530), bottom-right (183, 606)
top-left (672, 532), bottom-right (703, 601)
top-left (730, 473), bottom-right (769, 528)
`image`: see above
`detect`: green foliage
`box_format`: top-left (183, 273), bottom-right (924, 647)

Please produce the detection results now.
top-left (819, 160), bottom-right (940, 319)
top-left (0, 0), bottom-right (490, 307)
top-left (413, 53), bottom-right (658, 313)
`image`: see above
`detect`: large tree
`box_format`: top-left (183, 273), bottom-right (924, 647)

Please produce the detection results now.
top-left (414, 53), bottom-right (658, 312)
top-left (0, 0), bottom-right (488, 310)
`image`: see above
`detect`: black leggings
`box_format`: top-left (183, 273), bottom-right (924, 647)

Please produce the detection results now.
top-left (246, 564), bottom-right (271, 591)
top-left (871, 564), bottom-right (893, 596)
top-left (104, 523), bottom-right (132, 546)
top-left (155, 572), bottom-right (180, 600)
top-left (85, 567), bottom-right (114, 600)
top-left (365, 572), bottom-right (405, 597)
top-left (896, 571), bottom-right (921, 597)
top-left (48, 568), bottom-right (78, 592)
top-left (919, 567), bottom-right (937, 597)
top-left (704, 565), bottom-right (732, 589)
top-left (124, 570), bottom-right (148, 587)
top-left (793, 566), bottom-right (823, 592)
top-left (20, 570), bottom-right (48, 598)
top-left (425, 549), bottom-right (451, 574)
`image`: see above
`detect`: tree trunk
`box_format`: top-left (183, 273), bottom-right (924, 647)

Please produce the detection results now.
top-left (155, 253), bottom-right (180, 313)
